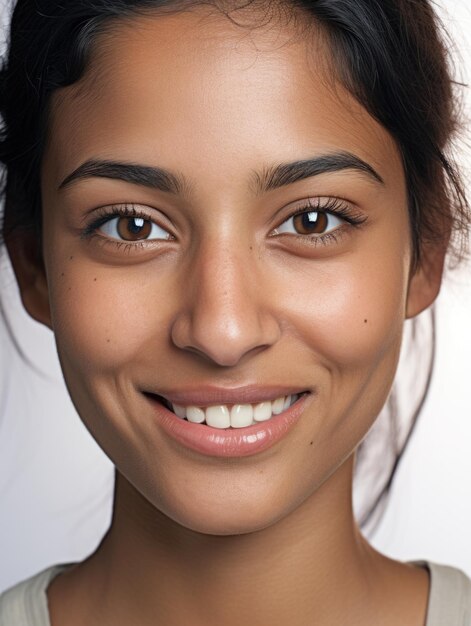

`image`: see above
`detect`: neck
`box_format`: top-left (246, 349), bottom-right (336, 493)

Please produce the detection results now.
top-left (51, 455), bottom-right (413, 626)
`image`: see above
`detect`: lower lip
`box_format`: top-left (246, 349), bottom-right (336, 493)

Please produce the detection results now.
top-left (147, 394), bottom-right (310, 458)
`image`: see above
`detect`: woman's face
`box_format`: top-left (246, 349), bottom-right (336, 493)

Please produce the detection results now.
top-left (30, 8), bottom-right (437, 534)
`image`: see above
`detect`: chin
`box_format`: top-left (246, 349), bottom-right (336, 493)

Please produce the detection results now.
top-left (171, 510), bottom-right (280, 536)
top-left (151, 489), bottom-right (287, 536)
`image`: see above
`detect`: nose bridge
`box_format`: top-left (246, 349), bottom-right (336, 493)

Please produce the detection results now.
top-left (199, 237), bottom-right (245, 310)
top-left (171, 234), bottom-right (280, 366)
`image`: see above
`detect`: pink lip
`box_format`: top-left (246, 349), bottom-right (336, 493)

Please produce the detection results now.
top-left (146, 392), bottom-right (310, 458)
top-left (154, 384), bottom-right (309, 407)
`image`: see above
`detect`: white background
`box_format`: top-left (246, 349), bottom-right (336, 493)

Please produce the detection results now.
top-left (0, 0), bottom-right (470, 593)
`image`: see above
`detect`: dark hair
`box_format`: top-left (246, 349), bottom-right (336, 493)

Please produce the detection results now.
top-left (0, 0), bottom-right (469, 532)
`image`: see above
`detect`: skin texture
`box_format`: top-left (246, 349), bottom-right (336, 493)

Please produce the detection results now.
top-left (6, 6), bottom-right (446, 625)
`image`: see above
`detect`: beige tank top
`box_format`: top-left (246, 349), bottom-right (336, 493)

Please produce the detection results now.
top-left (1, 560), bottom-right (470, 625)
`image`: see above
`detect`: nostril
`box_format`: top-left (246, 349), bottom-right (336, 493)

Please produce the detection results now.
top-left (170, 302), bottom-right (282, 368)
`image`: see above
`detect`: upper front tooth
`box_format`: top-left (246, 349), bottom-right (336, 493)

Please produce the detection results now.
top-left (206, 405), bottom-right (231, 428)
top-left (253, 401), bottom-right (272, 422)
top-left (230, 404), bottom-right (254, 428)
top-left (170, 393), bottom-right (298, 427)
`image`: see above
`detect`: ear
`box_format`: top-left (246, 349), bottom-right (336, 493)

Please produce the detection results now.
top-left (5, 229), bottom-right (53, 329)
top-left (406, 242), bottom-right (447, 319)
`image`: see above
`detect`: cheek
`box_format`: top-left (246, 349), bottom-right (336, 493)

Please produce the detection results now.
top-left (43, 252), bottom-right (180, 454)
top-left (47, 257), bottom-right (172, 374)
top-left (270, 239), bottom-right (411, 374)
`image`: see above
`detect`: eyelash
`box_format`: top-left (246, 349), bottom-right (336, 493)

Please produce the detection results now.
top-left (81, 204), bottom-right (171, 253)
top-left (271, 197), bottom-right (367, 246)
top-left (81, 198), bottom-right (367, 251)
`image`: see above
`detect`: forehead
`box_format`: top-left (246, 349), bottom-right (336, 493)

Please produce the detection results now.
top-left (44, 7), bottom-right (404, 193)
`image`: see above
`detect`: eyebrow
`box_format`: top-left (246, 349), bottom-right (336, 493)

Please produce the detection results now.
top-left (58, 151), bottom-right (384, 195)
top-left (251, 151), bottom-right (384, 194)
top-left (58, 159), bottom-right (191, 195)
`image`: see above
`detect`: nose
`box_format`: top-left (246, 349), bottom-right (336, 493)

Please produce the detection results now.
top-left (170, 239), bottom-right (281, 367)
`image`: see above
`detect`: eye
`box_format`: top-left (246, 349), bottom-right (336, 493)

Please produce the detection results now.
top-left (274, 210), bottom-right (344, 237)
top-left (98, 215), bottom-right (171, 242)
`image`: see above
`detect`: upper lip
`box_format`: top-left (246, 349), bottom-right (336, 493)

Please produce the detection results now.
top-left (146, 385), bottom-right (310, 407)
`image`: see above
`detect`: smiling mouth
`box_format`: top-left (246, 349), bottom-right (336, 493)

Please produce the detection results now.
top-left (147, 392), bottom-right (309, 429)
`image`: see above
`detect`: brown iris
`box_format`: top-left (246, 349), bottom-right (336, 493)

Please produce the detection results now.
top-left (117, 217), bottom-right (152, 241)
top-left (292, 211), bottom-right (328, 235)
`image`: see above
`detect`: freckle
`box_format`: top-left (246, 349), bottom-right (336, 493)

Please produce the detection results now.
top-left (310, 441), bottom-right (313, 445)
top-left (61, 272), bottom-right (64, 277)
top-left (106, 339), bottom-right (110, 343)
top-left (93, 277), bottom-right (97, 282)
top-left (250, 246), bottom-right (253, 251)
top-left (69, 255), bottom-right (73, 260)
top-left (68, 287), bottom-right (71, 292)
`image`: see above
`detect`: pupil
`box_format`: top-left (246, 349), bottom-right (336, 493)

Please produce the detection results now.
top-left (128, 217), bottom-right (145, 234)
top-left (295, 211), bottom-right (327, 234)
top-left (303, 212), bottom-right (318, 230)
top-left (117, 216), bottom-right (151, 240)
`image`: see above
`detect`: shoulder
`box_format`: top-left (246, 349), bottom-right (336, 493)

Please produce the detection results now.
top-left (0, 564), bottom-right (73, 626)
top-left (411, 560), bottom-right (471, 626)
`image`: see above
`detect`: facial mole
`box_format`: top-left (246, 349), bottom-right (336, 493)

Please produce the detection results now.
top-left (61, 272), bottom-right (64, 277)
top-left (364, 319), bottom-right (368, 324)
top-left (94, 277), bottom-right (97, 282)
top-left (310, 441), bottom-right (313, 445)
top-left (69, 255), bottom-right (73, 260)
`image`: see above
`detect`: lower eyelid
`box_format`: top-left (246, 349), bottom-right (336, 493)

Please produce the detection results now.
top-left (89, 233), bottom-right (151, 254)
top-left (281, 228), bottom-right (349, 252)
